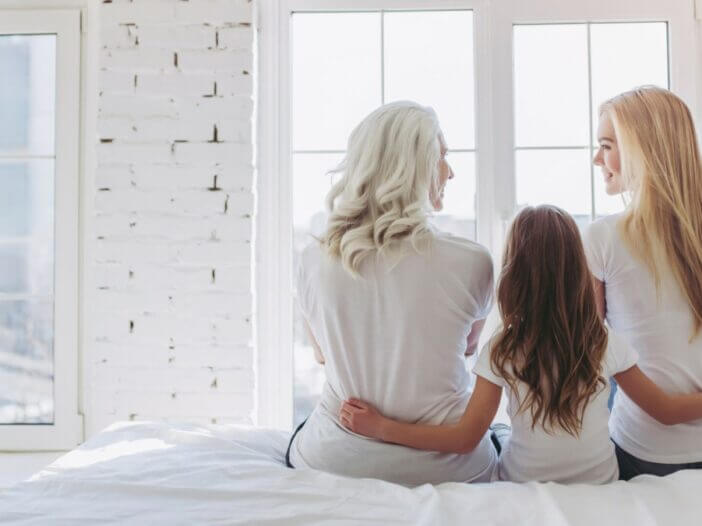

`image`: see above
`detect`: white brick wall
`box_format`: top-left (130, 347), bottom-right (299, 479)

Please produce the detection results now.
top-left (90, 0), bottom-right (256, 436)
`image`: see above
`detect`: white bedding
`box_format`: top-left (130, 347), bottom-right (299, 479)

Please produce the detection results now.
top-left (0, 421), bottom-right (698, 525)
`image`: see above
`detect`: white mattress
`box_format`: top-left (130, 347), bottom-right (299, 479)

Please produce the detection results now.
top-left (0, 421), bottom-right (698, 525)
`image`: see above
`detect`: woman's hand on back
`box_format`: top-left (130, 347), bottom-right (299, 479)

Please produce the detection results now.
top-left (340, 399), bottom-right (388, 440)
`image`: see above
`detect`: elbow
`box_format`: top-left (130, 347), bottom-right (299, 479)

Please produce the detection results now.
top-left (651, 408), bottom-right (680, 426)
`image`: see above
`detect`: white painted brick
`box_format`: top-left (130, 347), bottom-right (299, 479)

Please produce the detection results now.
top-left (103, 390), bottom-right (254, 418)
top-left (137, 72), bottom-right (215, 96)
top-left (173, 142), bottom-right (253, 164)
top-left (94, 239), bottom-right (174, 264)
top-left (89, 0), bottom-right (257, 432)
top-left (174, 242), bottom-right (251, 266)
top-left (96, 214), bottom-right (252, 242)
top-left (94, 163), bottom-right (254, 192)
top-left (178, 95), bottom-right (253, 121)
top-left (177, 49), bottom-right (252, 73)
top-left (215, 73), bottom-right (253, 96)
top-left (95, 189), bottom-right (251, 215)
top-left (99, 94), bottom-right (178, 118)
top-left (214, 266), bottom-right (252, 292)
top-left (100, 1), bottom-right (177, 25)
top-left (216, 119), bottom-right (251, 143)
top-left (94, 289), bottom-right (174, 313)
top-left (96, 143), bottom-right (173, 164)
top-left (93, 364), bottom-right (253, 394)
top-left (94, 164), bottom-right (135, 188)
top-left (168, 291), bottom-right (252, 318)
top-left (92, 342), bottom-right (253, 369)
top-left (100, 48), bottom-right (176, 72)
top-left (136, 314), bottom-right (252, 344)
top-left (217, 26), bottom-right (253, 50)
top-left (138, 25), bottom-right (216, 49)
top-left (100, 23), bottom-right (138, 49)
top-left (175, 1), bottom-right (252, 24)
top-left (99, 116), bottom-right (213, 142)
top-left (100, 71), bottom-right (137, 94)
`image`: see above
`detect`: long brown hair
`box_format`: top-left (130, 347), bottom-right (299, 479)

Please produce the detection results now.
top-left (490, 205), bottom-right (607, 436)
top-left (601, 87), bottom-right (702, 338)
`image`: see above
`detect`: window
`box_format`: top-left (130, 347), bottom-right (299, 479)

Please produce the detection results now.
top-left (0, 10), bottom-right (82, 450)
top-left (514, 22), bottom-right (669, 227)
top-left (257, 0), bottom-right (699, 430)
top-left (290, 9), bottom-right (477, 425)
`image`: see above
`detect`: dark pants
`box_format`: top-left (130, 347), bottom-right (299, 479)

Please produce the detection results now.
top-left (285, 419), bottom-right (307, 468)
top-left (615, 443), bottom-right (702, 480)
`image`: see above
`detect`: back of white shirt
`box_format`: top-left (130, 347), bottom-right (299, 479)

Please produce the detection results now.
top-left (584, 213), bottom-right (702, 463)
top-left (290, 232), bottom-right (498, 486)
top-left (473, 336), bottom-right (638, 484)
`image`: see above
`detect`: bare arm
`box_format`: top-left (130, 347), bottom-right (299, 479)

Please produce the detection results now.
top-left (593, 277), bottom-right (606, 320)
top-left (465, 319), bottom-right (486, 357)
top-left (614, 365), bottom-right (702, 425)
top-left (304, 320), bottom-right (325, 364)
top-left (340, 376), bottom-right (502, 454)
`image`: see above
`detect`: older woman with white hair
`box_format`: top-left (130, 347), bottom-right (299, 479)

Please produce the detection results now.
top-left (286, 101), bottom-right (498, 486)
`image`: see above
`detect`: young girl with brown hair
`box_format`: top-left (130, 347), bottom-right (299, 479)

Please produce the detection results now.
top-left (340, 205), bottom-right (702, 483)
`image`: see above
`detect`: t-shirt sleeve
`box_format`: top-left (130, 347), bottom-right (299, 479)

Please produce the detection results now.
top-left (606, 330), bottom-right (639, 376)
top-left (582, 220), bottom-right (610, 282)
top-left (476, 250), bottom-right (495, 319)
top-left (472, 339), bottom-right (505, 387)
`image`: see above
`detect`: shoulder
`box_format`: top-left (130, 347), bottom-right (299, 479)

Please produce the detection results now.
top-left (298, 240), bottom-right (326, 277)
top-left (583, 213), bottom-right (623, 245)
top-left (431, 231), bottom-right (493, 271)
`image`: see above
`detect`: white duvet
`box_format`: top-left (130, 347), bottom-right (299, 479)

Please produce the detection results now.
top-left (0, 421), bottom-right (698, 525)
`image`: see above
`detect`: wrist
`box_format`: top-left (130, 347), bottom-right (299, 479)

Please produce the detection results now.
top-left (377, 418), bottom-right (392, 442)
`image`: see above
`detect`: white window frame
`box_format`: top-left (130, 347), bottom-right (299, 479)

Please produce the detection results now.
top-left (0, 9), bottom-right (82, 450)
top-left (256, 0), bottom-right (699, 430)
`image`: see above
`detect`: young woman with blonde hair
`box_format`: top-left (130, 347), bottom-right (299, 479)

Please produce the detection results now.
top-left (340, 205), bottom-right (702, 484)
top-left (287, 101), bottom-right (498, 485)
top-left (588, 86), bottom-right (702, 478)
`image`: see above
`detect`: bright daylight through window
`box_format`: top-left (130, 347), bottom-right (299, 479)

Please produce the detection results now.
top-left (291, 10), bottom-right (476, 425)
top-left (289, 12), bottom-right (670, 426)
top-left (0, 34), bottom-right (57, 425)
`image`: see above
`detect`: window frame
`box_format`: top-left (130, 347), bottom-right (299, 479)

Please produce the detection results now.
top-left (0, 9), bottom-right (82, 450)
top-left (256, 0), bottom-right (699, 430)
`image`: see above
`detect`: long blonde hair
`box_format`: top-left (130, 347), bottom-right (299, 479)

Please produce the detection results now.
top-left (601, 87), bottom-right (702, 337)
top-left (321, 101), bottom-right (441, 276)
top-left (490, 206), bottom-right (607, 437)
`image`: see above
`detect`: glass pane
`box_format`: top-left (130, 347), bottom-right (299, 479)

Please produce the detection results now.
top-left (384, 11), bottom-right (474, 149)
top-left (0, 35), bottom-right (56, 156)
top-left (292, 13), bottom-right (381, 150)
top-left (514, 25), bottom-right (589, 147)
top-left (590, 22), bottom-right (668, 144)
top-left (516, 149), bottom-right (592, 226)
top-left (432, 151), bottom-right (476, 240)
top-left (0, 242), bottom-right (53, 295)
top-left (292, 153), bottom-right (342, 239)
top-left (0, 300), bottom-right (54, 424)
top-left (0, 160), bottom-right (54, 238)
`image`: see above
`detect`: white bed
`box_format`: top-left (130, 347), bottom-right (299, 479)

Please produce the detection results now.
top-left (0, 421), bottom-right (698, 525)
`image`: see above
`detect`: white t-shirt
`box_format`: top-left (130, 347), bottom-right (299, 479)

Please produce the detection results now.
top-left (583, 213), bottom-right (702, 464)
top-left (473, 336), bottom-right (638, 484)
top-left (289, 232), bottom-right (498, 486)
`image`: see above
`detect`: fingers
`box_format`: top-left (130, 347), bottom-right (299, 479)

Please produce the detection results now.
top-left (347, 398), bottom-right (368, 409)
top-left (339, 407), bottom-right (354, 430)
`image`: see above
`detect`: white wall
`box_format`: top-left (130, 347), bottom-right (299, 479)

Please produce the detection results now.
top-left (88, 0), bottom-right (256, 436)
